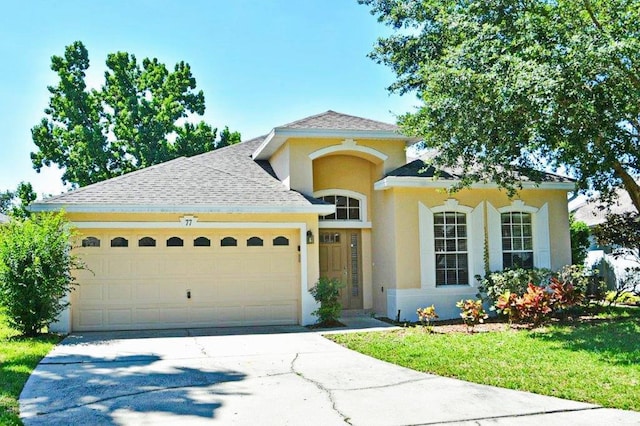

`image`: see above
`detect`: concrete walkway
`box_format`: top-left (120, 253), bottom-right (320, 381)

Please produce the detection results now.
top-left (20, 318), bottom-right (640, 425)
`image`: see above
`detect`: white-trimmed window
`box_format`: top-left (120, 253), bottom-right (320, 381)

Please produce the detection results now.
top-left (419, 200), bottom-right (484, 289)
top-left (434, 212), bottom-right (469, 286)
top-left (314, 189), bottom-right (367, 225)
top-left (501, 212), bottom-right (533, 269)
top-left (319, 195), bottom-right (360, 220)
top-left (487, 200), bottom-right (551, 271)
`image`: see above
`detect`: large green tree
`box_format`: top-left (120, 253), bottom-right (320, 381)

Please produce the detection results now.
top-left (361, 0), bottom-right (640, 212)
top-left (0, 182), bottom-right (37, 218)
top-left (31, 41), bottom-right (240, 187)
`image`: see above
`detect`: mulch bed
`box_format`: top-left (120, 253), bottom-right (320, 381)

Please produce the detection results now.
top-left (306, 319), bottom-right (346, 329)
top-left (377, 310), bottom-right (631, 334)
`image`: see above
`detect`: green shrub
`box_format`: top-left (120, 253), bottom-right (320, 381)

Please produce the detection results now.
top-left (605, 291), bottom-right (640, 306)
top-left (0, 212), bottom-right (80, 336)
top-left (309, 277), bottom-right (344, 324)
top-left (569, 216), bottom-right (591, 265)
top-left (456, 299), bottom-right (488, 332)
top-left (477, 267), bottom-right (553, 305)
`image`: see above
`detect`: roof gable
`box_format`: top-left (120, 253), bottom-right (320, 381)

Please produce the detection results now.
top-left (252, 110), bottom-right (416, 161)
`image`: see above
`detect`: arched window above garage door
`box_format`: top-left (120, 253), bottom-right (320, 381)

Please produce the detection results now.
top-left (221, 237), bottom-right (237, 247)
top-left (167, 237), bottom-right (184, 247)
top-left (111, 237), bottom-right (128, 247)
top-left (138, 237), bottom-right (156, 247)
top-left (82, 237), bottom-right (100, 247)
top-left (273, 236), bottom-right (289, 246)
top-left (194, 236), bottom-right (211, 247)
top-left (247, 236), bottom-right (263, 247)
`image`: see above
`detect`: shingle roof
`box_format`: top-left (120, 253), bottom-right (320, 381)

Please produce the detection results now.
top-left (571, 189), bottom-right (637, 227)
top-left (386, 159), bottom-right (574, 183)
top-left (34, 137), bottom-right (324, 210)
top-left (279, 110), bottom-right (398, 132)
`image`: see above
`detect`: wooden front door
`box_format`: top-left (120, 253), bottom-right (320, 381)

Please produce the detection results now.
top-left (319, 230), bottom-right (363, 310)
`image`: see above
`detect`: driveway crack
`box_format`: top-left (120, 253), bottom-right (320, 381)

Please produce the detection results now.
top-left (290, 353), bottom-right (352, 425)
top-left (187, 330), bottom-right (210, 357)
top-left (333, 377), bottom-right (435, 391)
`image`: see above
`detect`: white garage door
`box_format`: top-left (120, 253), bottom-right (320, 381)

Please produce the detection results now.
top-left (72, 229), bottom-right (300, 331)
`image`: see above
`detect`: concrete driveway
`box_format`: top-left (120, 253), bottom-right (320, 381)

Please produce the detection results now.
top-left (20, 320), bottom-right (640, 425)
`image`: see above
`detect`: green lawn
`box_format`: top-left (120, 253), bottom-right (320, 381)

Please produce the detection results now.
top-left (328, 307), bottom-right (640, 411)
top-left (0, 311), bottom-right (61, 425)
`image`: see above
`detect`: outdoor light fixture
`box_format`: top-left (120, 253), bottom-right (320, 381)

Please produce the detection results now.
top-left (306, 230), bottom-right (314, 244)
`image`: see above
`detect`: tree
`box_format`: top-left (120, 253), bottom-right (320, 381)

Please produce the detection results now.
top-left (31, 41), bottom-right (240, 187)
top-left (0, 212), bottom-right (80, 336)
top-left (360, 0), bottom-right (640, 212)
top-left (593, 211), bottom-right (640, 298)
top-left (569, 215), bottom-right (591, 265)
top-left (0, 182), bottom-right (37, 218)
top-left (594, 212), bottom-right (640, 260)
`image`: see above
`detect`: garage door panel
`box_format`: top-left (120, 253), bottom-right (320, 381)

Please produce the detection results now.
top-left (161, 308), bottom-right (189, 324)
top-left (107, 283), bottom-right (132, 301)
top-left (133, 256), bottom-right (162, 277)
top-left (77, 309), bottom-right (104, 328)
top-left (73, 229), bottom-right (300, 331)
top-left (107, 309), bottom-right (132, 325)
top-left (134, 308), bottom-right (160, 324)
top-left (77, 283), bottom-right (104, 302)
top-left (215, 256), bottom-right (244, 274)
top-left (134, 283), bottom-right (160, 301)
top-left (189, 306), bottom-right (216, 323)
top-left (106, 256), bottom-right (133, 277)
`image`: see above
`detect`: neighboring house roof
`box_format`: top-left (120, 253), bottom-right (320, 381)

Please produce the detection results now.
top-left (30, 136), bottom-right (332, 214)
top-left (0, 212), bottom-right (8, 224)
top-left (376, 159), bottom-right (575, 190)
top-left (252, 110), bottom-right (418, 160)
top-left (571, 189), bottom-right (637, 227)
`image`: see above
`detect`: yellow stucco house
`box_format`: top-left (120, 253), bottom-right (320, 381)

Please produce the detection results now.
top-left (31, 111), bottom-right (575, 333)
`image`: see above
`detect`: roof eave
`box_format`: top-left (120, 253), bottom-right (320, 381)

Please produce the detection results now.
top-left (29, 203), bottom-right (336, 215)
top-left (252, 128), bottom-right (419, 160)
top-left (374, 177), bottom-right (576, 191)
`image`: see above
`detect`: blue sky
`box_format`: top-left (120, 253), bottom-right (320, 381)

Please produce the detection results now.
top-left (0, 0), bottom-right (417, 197)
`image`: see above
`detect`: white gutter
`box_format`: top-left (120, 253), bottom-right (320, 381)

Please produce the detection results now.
top-left (29, 203), bottom-right (336, 215)
top-left (374, 176), bottom-right (576, 191)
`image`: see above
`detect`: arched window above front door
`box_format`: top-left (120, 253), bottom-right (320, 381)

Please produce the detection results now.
top-left (314, 189), bottom-right (367, 224)
top-left (319, 195), bottom-right (360, 221)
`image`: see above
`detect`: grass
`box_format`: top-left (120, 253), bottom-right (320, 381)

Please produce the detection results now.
top-left (0, 310), bottom-right (61, 425)
top-left (328, 307), bottom-right (640, 411)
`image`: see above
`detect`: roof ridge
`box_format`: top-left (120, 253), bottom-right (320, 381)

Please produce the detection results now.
top-left (278, 110), bottom-right (334, 128)
top-left (186, 135), bottom-right (267, 161)
top-left (39, 156), bottom-right (190, 202)
top-left (278, 110), bottom-right (397, 129)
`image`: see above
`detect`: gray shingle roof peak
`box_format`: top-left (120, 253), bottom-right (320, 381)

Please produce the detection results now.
top-left (278, 110), bottom-right (399, 132)
top-left (31, 137), bottom-right (330, 212)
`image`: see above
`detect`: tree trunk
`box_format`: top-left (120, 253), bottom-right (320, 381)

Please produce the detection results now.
top-left (612, 161), bottom-right (640, 213)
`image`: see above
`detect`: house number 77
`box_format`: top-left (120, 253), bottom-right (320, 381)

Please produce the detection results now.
top-left (184, 219), bottom-right (193, 226)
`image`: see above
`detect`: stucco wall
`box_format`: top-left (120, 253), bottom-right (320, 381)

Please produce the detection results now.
top-left (274, 137), bottom-right (407, 197)
top-left (376, 187), bottom-right (572, 321)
